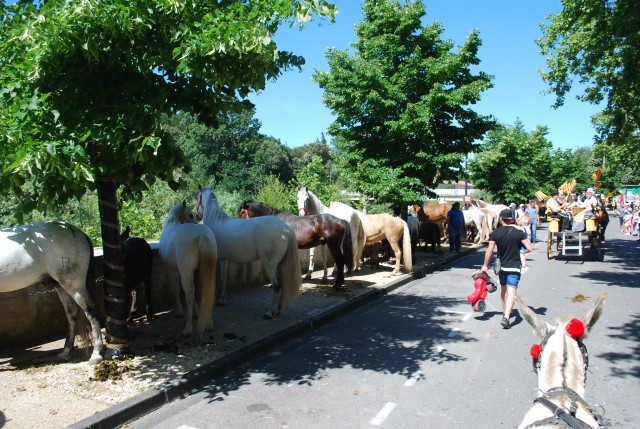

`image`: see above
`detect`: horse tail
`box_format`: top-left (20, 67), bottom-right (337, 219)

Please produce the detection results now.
top-left (278, 228), bottom-right (302, 304)
top-left (196, 232), bottom-right (217, 337)
top-left (341, 220), bottom-right (354, 271)
top-left (354, 215), bottom-right (365, 270)
top-left (401, 220), bottom-right (413, 271)
top-left (73, 232), bottom-right (97, 354)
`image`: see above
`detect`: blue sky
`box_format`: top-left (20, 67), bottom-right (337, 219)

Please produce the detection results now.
top-left (250, 1), bottom-right (601, 151)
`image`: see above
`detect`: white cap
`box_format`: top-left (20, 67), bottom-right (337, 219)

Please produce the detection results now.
top-left (587, 187), bottom-right (594, 193)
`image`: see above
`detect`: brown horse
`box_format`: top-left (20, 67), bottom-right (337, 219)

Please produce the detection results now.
top-left (414, 202), bottom-right (451, 242)
top-left (237, 201), bottom-right (353, 290)
top-left (356, 211), bottom-right (412, 273)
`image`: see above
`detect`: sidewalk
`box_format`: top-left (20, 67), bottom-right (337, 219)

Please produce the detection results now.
top-left (1, 242), bottom-right (483, 429)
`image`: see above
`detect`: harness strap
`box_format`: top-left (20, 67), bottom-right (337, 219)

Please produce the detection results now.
top-left (527, 396), bottom-right (593, 429)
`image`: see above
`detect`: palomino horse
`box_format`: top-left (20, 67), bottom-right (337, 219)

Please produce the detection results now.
top-left (297, 187), bottom-right (366, 272)
top-left (356, 211), bottom-right (413, 273)
top-left (237, 200), bottom-right (353, 290)
top-left (0, 221), bottom-right (103, 364)
top-left (197, 186), bottom-right (301, 319)
top-left (159, 202), bottom-right (217, 337)
top-left (474, 199), bottom-right (508, 229)
top-left (516, 293), bottom-right (606, 429)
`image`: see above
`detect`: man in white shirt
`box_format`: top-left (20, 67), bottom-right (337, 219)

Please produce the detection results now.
top-left (583, 187), bottom-right (599, 215)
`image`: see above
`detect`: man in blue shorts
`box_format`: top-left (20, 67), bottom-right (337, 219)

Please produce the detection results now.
top-left (480, 209), bottom-right (533, 329)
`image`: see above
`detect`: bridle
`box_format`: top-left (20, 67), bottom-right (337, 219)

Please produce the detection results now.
top-left (298, 197), bottom-right (308, 216)
top-left (526, 327), bottom-right (605, 429)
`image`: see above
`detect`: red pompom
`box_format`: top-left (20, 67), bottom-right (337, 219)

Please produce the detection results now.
top-left (566, 318), bottom-right (585, 338)
top-left (530, 344), bottom-right (542, 359)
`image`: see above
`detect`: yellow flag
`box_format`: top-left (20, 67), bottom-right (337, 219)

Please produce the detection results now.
top-left (592, 168), bottom-right (602, 181)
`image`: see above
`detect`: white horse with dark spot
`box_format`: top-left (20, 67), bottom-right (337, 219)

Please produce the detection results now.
top-left (196, 185), bottom-right (301, 319)
top-left (297, 187), bottom-right (366, 273)
top-left (0, 221), bottom-right (103, 364)
top-left (516, 293), bottom-right (606, 429)
top-left (159, 202), bottom-right (217, 337)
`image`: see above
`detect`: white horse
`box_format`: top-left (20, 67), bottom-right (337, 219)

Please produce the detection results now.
top-left (159, 202), bottom-right (217, 337)
top-left (462, 205), bottom-right (487, 243)
top-left (0, 221), bottom-right (103, 364)
top-left (297, 187), bottom-right (366, 274)
top-left (516, 293), bottom-right (606, 429)
top-left (196, 185), bottom-right (301, 319)
top-left (475, 199), bottom-right (508, 229)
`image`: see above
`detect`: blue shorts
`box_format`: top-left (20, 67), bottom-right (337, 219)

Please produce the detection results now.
top-left (499, 271), bottom-right (521, 288)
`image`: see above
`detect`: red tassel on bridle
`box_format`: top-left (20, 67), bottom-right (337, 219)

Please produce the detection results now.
top-left (566, 318), bottom-right (585, 339)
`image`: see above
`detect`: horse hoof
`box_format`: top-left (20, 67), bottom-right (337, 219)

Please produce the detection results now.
top-left (88, 354), bottom-right (103, 365)
top-left (263, 313), bottom-right (274, 320)
top-left (304, 274), bottom-right (312, 280)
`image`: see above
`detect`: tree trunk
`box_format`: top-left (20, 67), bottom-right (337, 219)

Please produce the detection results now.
top-left (96, 177), bottom-right (130, 359)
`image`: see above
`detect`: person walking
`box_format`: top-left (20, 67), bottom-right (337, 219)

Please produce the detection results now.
top-left (524, 199), bottom-right (540, 242)
top-left (480, 209), bottom-right (533, 329)
top-left (446, 202), bottom-right (463, 252)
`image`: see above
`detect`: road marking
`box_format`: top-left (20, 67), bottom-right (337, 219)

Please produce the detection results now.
top-left (448, 328), bottom-right (459, 338)
top-left (369, 402), bottom-right (397, 426)
top-left (404, 370), bottom-right (423, 386)
top-left (177, 425), bottom-right (201, 429)
top-left (462, 313), bottom-right (472, 322)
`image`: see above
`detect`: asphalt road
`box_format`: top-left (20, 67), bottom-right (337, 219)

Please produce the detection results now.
top-left (123, 220), bottom-right (640, 429)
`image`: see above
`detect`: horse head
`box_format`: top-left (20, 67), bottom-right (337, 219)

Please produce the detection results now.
top-left (297, 186), bottom-right (311, 215)
top-left (516, 294), bottom-right (606, 429)
top-left (236, 200), bottom-right (256, 219)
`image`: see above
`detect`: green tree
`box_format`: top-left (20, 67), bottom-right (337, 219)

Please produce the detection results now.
top-left (295, 155), bottom-right (339, 206)
top-left (469, 120), bottom-right (553, 204)
top-left (313, 0), bottom-right (494, 206)
top-left (165, 112), bottom-right (293, 197)
top-left (0, 0), bottom-right (336, 358)
top-left (255, 174), bottom-right (296, 213)
top-left (537, 0), bottom-right (640, 177)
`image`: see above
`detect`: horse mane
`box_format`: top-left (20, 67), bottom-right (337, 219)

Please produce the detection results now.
top-left (300, 187), bottom-right (327, 213)
top-left (202, 187), bottom-right (230, 225)
top-left (239, 200), bottom-right (282, 217)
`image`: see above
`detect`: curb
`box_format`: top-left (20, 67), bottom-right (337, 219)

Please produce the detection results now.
top-left (67, 245), bottom-right (483, 429)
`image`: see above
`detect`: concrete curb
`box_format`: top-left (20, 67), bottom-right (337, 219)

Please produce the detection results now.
top-left (68, 245), bottom-right (484, 429)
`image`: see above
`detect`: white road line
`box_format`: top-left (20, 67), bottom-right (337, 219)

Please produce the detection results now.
top-left (404, 370), bottom-right (423, 387)
top-left (462, 313), bottom-right (472, 322)
top-left (177, 425), bottom-right (201, 429)
top-left (369, 402), bottom-right (397, 426)
top-left (441, 309), bottom-right (473, 316)
top-left (447, 328), bottom-right (459, 338)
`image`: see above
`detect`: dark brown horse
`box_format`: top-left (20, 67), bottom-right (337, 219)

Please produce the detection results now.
top-left (237, 201), bottom-right (353, 290)
top-left (413, 204), bottom-right (447, 249)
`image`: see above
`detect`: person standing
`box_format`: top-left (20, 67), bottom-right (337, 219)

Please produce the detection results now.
top-left (524, 199), bottom-right (540, 242)
top-left (446, 202), bottom-right (463, 252)
top-left (481, 209), bottom-right (533, 329)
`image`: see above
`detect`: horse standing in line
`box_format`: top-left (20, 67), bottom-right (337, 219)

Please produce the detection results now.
top-left (0, 221), bottom-right (103, 364)
top-left (237, 200), bottom-right (353, 290)
top-left (516, 293), bottom-right (606, 429)
top-left (120, 226), bottom-right (154, 321)
top-left (297, 187), bottom-right (366, 272)
top-left (355, 211), bottom-right (413, 274)
top-left (197, 186), bottom-right (301, 319)
top-left (159, 202), bottom-right (217, 337)
top-left (462, 205), bottom-right (487, 243)
top-left (474, 199), bottom-right (508, 229)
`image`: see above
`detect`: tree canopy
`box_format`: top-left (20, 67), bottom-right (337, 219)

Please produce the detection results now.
top-left (0, 0), bottom-right (336, 218)
top-left (313, 0), bottom-right (494, 205)
top-left (537, 0), bottom-right (640, 180)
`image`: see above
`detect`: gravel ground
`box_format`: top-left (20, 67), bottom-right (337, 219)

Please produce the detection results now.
top-left (0, 247), bottom-right (463, 429)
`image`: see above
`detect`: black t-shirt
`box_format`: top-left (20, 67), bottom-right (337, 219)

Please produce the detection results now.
top-left (490, 225), bottom-right (527, 270)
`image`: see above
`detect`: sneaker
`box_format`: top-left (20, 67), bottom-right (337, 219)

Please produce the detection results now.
top-left (521, 266), bottom-right (529, 274)
top-left (501, 317), bottom-right (511, 329)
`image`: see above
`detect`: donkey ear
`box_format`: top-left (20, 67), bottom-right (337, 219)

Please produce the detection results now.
top-left (515, 294), bottom-right (549, 338)
top-left (583, 294), bottom-right (606, 333)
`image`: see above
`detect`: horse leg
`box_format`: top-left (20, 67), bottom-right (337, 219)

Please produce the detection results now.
top-left (179, 270), bottom-right (196, 337)
top-left (305, 247), bottom-right (315, 280)
top-left (327, 241), bottom-right (344, 290)
top-left (170, 271), bottom-right (184, 317)
top-left (389, 240), bottom-right (403, 273)
top-left (56, 286), bottom-right (103, 364)
top-left (217, 260), bottom-right (228, 306)
top-left (263, 264), bottom-right (281, 320)
top-left (321, 244), bottom-right (329, 282)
